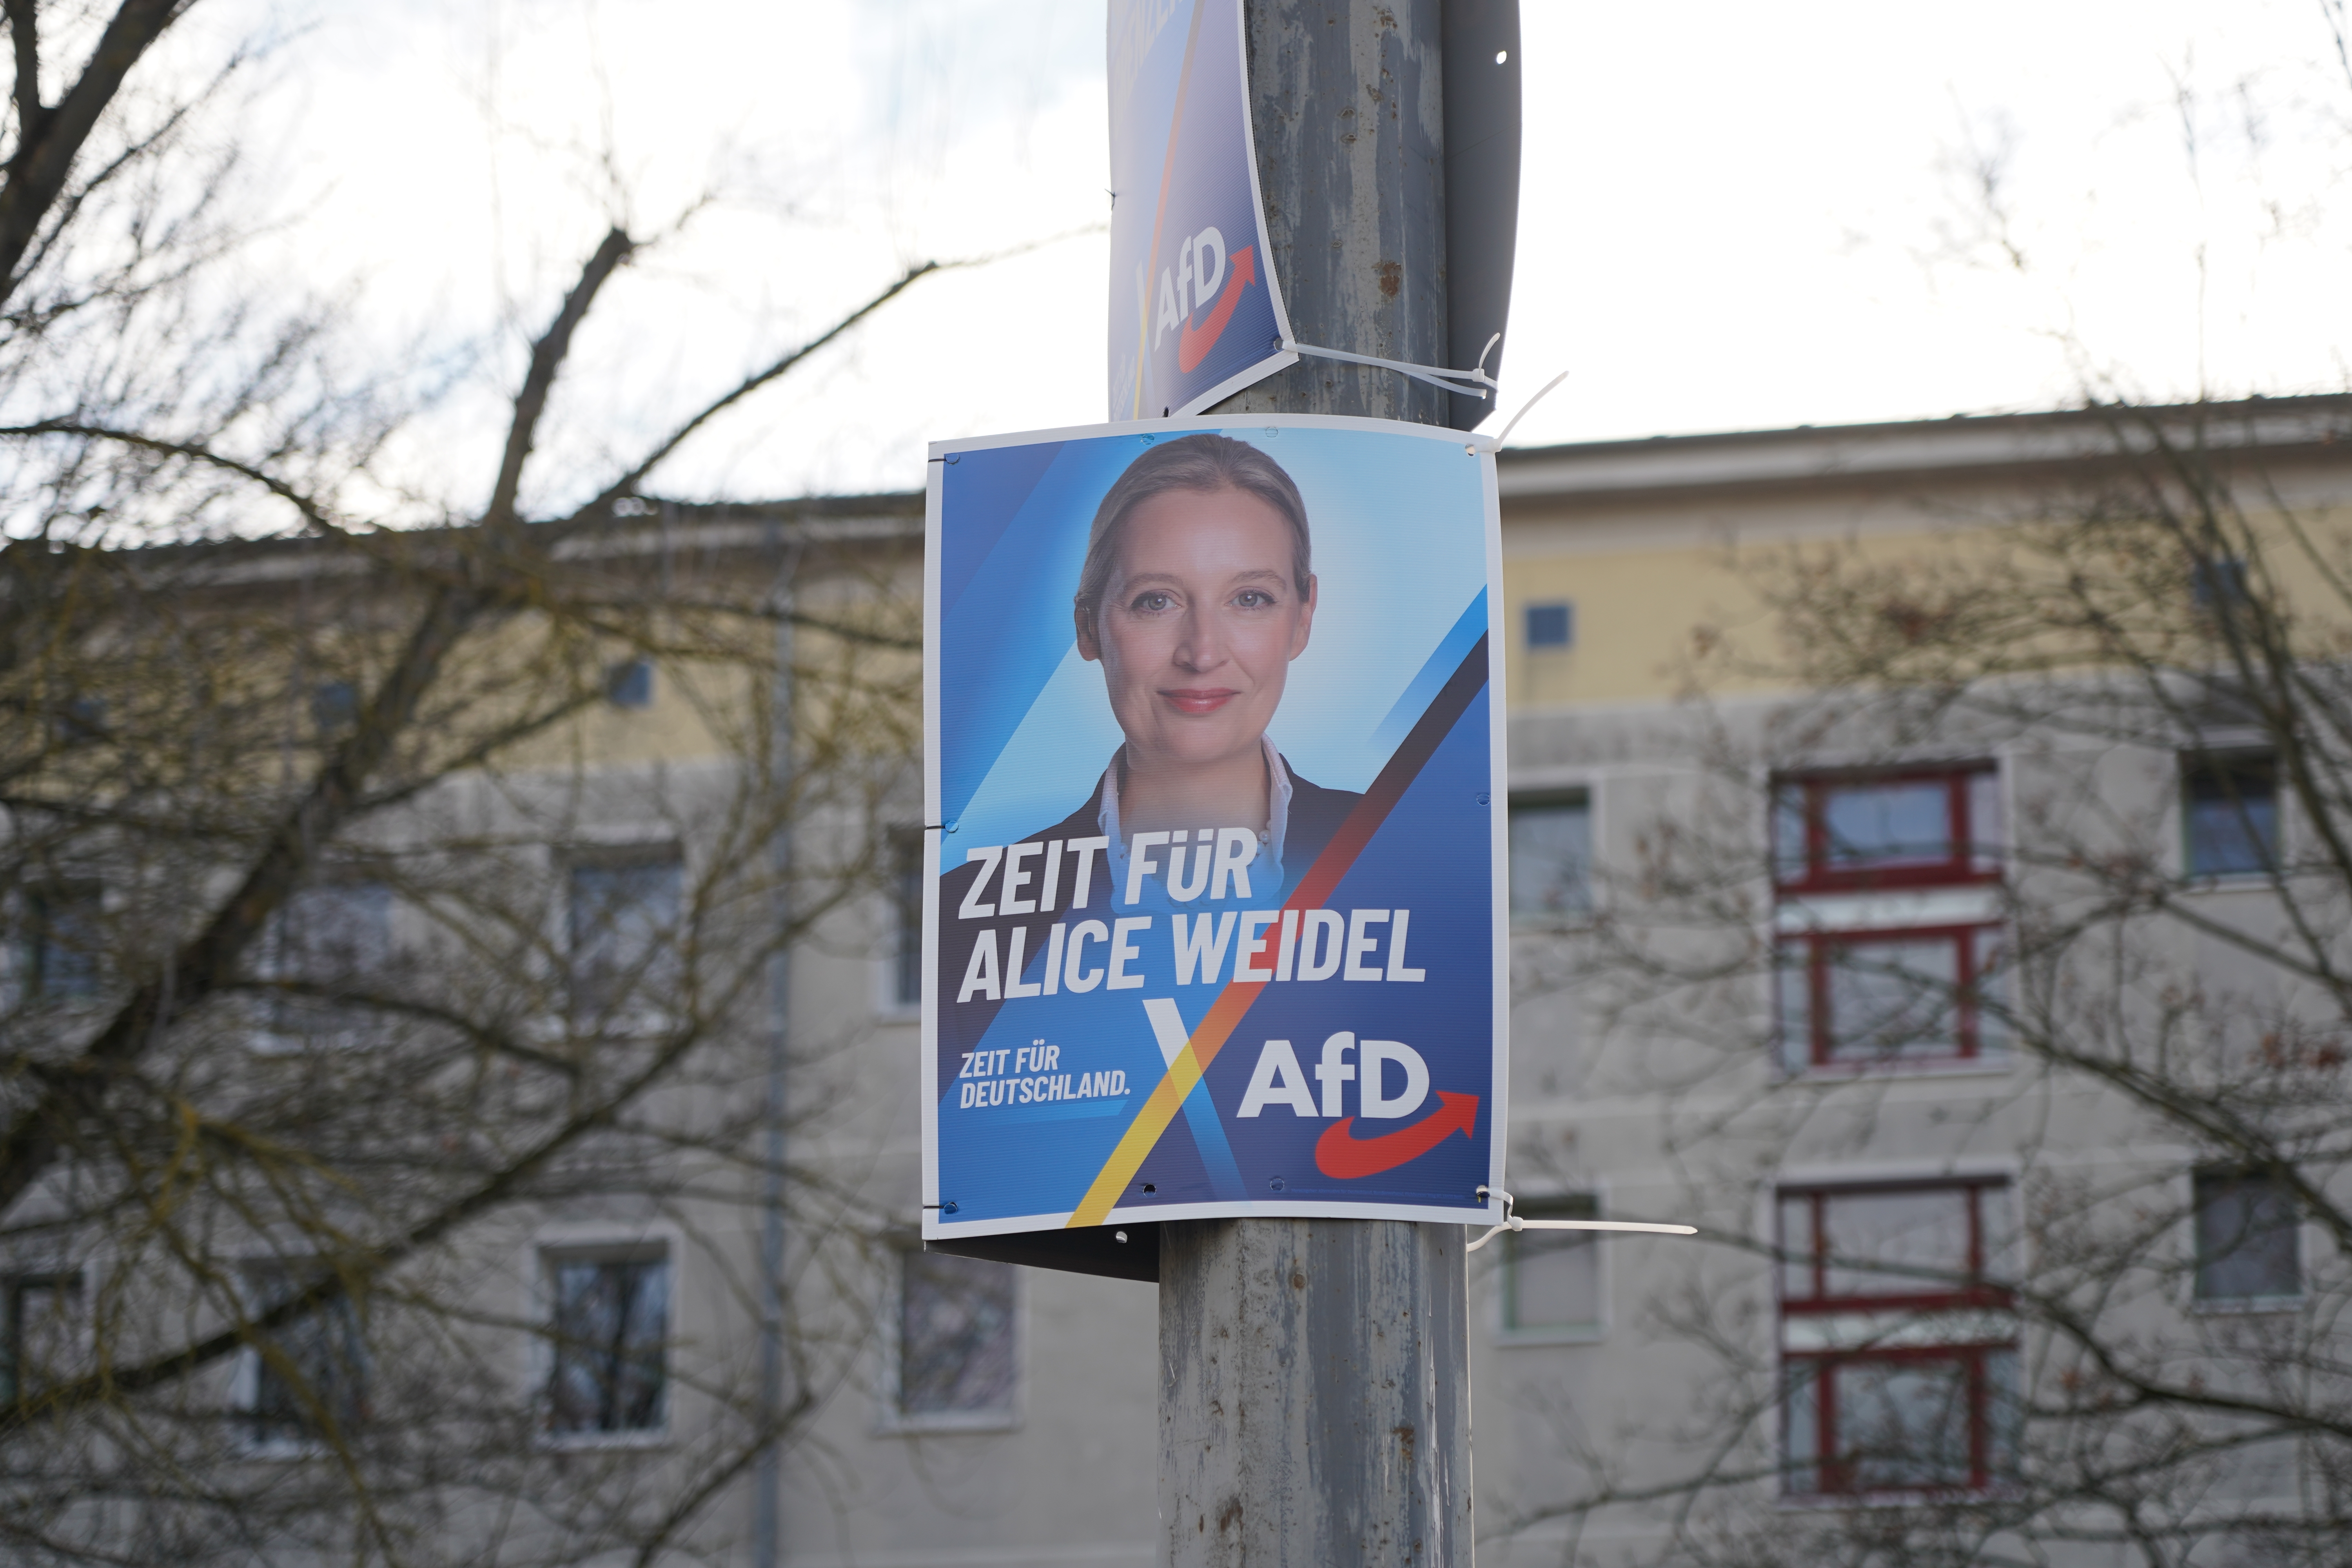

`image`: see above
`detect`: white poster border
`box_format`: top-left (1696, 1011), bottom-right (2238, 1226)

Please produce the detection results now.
top-left (921, 412), bottom-right (1506, 1240)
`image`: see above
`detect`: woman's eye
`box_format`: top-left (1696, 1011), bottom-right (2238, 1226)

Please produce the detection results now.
top-left (1130, 591), bottom-right (1173, 613)
top-left (1233, 589), bottom-right (1274, 608)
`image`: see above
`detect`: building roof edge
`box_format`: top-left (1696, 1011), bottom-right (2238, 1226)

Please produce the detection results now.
top-left (1494, 394), bottom-right (2352, 503)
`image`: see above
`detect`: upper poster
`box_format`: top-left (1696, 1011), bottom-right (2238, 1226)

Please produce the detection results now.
top-left (922, 416), bottom-right (1506, 1246)
top-left (1107, 0), bottom-right (1296, 421)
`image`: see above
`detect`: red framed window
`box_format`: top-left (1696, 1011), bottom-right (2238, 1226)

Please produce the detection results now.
top-left (1777, 1181), bottom-right (2018, 1496)
top-left (1776, 924), bottom-right (2004, 1068)
top-left (1773, 768), bottom-right (2001, 895)
top-left (1773, 765), bottom-right (2004, 1071)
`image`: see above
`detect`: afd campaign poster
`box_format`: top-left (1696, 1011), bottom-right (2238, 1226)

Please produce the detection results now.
top-left (1108, 0), bottom-right (1296, 421)
top-left (922, 416), bottom-right (1506, 1247)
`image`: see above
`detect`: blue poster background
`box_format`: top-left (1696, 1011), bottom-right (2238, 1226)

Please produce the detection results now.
top-left (1107, 0), bottom-right (1293, 419)
top-left (925, 419), bottom-right (1503, 1235)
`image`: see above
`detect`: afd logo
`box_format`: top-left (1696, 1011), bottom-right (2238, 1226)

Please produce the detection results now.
top-left (1233, 1032), bottom-right (1479, 1180)
top-left (1152, 224), bottom-right (1260, 373)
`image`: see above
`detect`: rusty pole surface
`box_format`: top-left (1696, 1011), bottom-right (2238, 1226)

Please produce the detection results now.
top-left (1159, 1217), bottom-right (1471, 1566)
top-left (1209, 0), bottom-right (1450, 426)
top-left (1167, 4), bottom-right (1472, 1565)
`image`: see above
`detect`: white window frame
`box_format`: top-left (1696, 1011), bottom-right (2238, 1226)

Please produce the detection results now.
top-left (871, 823), bottom-right (925, 1022)
top-left (875, 1242), bottom-right (1024, 1436)
top-left (1505, 765), bottom-right (1604, 927)
top-left (527, 1222), bottom-right (681, 1450)
top-left (2175, 741), bottom-right (2284, 886)
top-left (1505, 788), bottom-right (1597, 931)
top-left (229, 1253), bottom-right (371, 1459)
top-left (247, 877), bottom-right (397, 1055)
top-left (1487, 1183), bottom-right (1609, 1347)
top-left (558, 837), bottom-right (688, 1037)
top-left (5, 876), bottom-right (111, 1013)
top-left (2, 1264), bottom-right (88, 1408)
top-left (2185, 1167), bottom-right (2305, 1316)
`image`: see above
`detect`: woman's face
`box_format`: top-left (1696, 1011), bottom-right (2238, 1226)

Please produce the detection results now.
top-left (1075, 484), bottom-right (1316, 777)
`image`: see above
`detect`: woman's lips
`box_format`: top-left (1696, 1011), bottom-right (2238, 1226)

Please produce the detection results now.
top-left (1161, 687), bottom-right (1239, 715)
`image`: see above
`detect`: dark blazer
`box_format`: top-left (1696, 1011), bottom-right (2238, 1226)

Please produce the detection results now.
top-left (933, 756), bottom-right (1361, 1081)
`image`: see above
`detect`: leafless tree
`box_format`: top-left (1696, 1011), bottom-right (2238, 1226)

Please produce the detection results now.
top-left (1490, 399), bottom-right (2352, 1568)
top-left (0, 4), bottom-right (950, 1563)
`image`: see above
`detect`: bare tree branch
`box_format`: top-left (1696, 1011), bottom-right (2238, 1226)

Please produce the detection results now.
top-left (0, 0), bottom-right (187, 307)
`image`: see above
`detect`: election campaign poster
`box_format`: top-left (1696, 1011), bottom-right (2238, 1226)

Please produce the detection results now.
top-left (1107, 0), bottom-right (1296, 421)
top-left (922, 416), bottom-right (1506, 1258)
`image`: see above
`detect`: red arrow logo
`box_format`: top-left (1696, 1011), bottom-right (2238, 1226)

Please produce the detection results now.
top-left (1312, 1092), bottom-right (1480, 1180)
top-left (1176, 245), bottom-right (1258, 374)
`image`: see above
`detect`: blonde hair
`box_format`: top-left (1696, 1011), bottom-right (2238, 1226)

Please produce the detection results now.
top-left (1073, 434), bottom-right (1311, 616)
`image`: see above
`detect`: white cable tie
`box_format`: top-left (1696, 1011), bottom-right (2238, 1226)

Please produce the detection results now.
top-left (1465, 1185), bottom-right (1696, 1252)
top-left (1490, 369), bottom-right (1570, 450)
top-left (1284, 339), bottom-right (1497, 400)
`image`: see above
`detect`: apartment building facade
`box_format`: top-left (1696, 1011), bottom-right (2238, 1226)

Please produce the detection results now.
top-left (766, 397), bottom-right (2352, 1566)
top-left (1472, 396), bottom-right (2352, 1564)
top-left (8, 398), bottom-right (2347, 1567)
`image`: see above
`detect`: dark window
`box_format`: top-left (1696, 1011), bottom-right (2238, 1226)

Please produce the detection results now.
top-left (1774, 768), bottom-right (2001, 893)
top-left (1524, 601), bottom-right (1574, 650)
top-left (52, 695), bottom-right (105, 748)
top-left (1501, 1193), bottom-right (1601, 1332)
top-left (2, 1273), bottom-right (81, 1408)
top-left (1509, 791), bottom-right (1591, 921)
top-left (1778, 1182), bottom-right (2017, 1495)
top-left (1777, 926), bottom-right (2003, 1069)
top-left (2193, 1170), bottom-right (2299, 1301)
top-left (277, 882), bottom-right (391, 981)
top-left (241, 1262), bottom-right (368, 1449)
top-left (2182, 754), bottom-right (2278, 878)
top-left (898, 1250), bottom-right (1016, 1420)
top-left (605, 658), bottom-right (655, 709)
top-left (2190, 556), bottom-right (2249, 612)
top-left (1780, 1183), bottom-right (2006, 1304)
top-left (568, 853), bottom-right (683, 1019)
top-left (263, 882), bottom-right (392, 1043)
top-left (890, 828), bottom-right (924, 1008)
top-left (547, 1254), bottom-right (670, 1435)
top-left (310, 680), bottom-right (358, 736)
top-left (23, 882), bottom-right (103, 1002)
top-left (1783, 1353), bottom-right (2017, 1495)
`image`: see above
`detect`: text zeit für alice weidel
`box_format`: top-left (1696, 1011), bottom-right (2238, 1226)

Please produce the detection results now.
top-left (951, 828), bottom-right (1426, 1005)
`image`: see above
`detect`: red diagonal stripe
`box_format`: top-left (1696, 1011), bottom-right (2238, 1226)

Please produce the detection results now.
top-left (1063, 633), bottom-right (1490, 1225)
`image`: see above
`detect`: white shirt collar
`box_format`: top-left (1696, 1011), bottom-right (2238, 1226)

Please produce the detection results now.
top-left (1099, 735), bottom-right (1291, 873)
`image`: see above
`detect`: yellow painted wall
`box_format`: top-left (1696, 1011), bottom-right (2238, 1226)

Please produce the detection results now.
top-left (1497, 493), bottom-right (2352, 712)
top-left (1501, 539), bottom-right (1760, 711)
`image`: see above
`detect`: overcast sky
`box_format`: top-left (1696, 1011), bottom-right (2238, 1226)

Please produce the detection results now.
top-left (212, 0), bottom-right (2352, 508)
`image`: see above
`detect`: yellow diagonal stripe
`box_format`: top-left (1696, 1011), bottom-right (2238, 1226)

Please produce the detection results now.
top-left (1068, 1042), bottom-right (1205, 1227)
top-left (1064, 961), bottom-right (1274, 1227)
